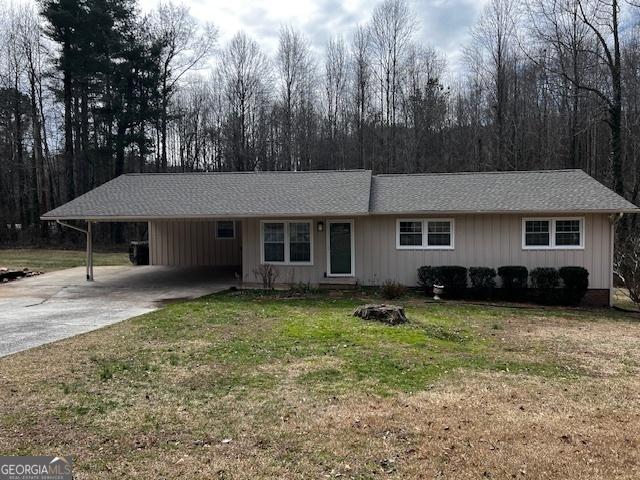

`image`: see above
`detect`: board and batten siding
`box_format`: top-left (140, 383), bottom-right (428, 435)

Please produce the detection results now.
top-left (356, 213), bottom-right (611, 289)
top-left (241, 218), bottom-right (326, 284)
top-left (241, 213), bottom-right (612, 289)
top-left (149, 220), bottom-right (241, 266)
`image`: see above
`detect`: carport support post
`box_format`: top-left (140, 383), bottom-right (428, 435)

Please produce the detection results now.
top-left (87, 221), bottom-right (94, 281)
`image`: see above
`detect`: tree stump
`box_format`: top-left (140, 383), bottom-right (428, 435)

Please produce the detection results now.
top-left (353, 304), bottom-right (408, 325)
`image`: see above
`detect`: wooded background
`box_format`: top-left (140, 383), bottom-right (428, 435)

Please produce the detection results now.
top-left (0, 0), bottom-right (638, 245)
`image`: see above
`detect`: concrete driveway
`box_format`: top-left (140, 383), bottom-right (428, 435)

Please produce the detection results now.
top-left (0, 265), bottom-right (238, 358)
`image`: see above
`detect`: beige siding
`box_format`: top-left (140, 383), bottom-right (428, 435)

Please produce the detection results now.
top-left (242, 213), bottom-right (612, 289)
top-left (356, 213), bottom-right (611, 289)
top-left (242, 218), bottom-right (326, 284)
top-left (149, 220), bottom-right (241, 266)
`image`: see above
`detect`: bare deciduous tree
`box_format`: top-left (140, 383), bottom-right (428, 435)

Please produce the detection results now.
top-left (324, 35), bottom-right (347, 168)
top-left (369, 0), bottom-right (416, 172)
top-left (151, 2), bottom-right (217, 172)
top-left (276, 26), bottom-right (313, 171)
top-left (219, 32), bottom-right (272, 171)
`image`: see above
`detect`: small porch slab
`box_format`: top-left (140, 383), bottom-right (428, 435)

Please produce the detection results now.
top-left (318, 277), bottom-right (358, 289)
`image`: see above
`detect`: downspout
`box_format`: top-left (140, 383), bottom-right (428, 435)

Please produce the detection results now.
top-left (56, 220), bottom-right (94, 281)
top-left (609, 213), bottom-right (624, 307)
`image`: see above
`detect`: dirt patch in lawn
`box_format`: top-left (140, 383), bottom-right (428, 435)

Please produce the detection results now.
top-left (495, 312), bottom-right (640, 377)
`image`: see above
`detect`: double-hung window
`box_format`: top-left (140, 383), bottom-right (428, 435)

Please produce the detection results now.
top-left (396, 219), bottom-right (454, 249)
top-left (522, 217), bottom-right (584, 249)
top-left (261, 221), bottom-right (313, 264)
top-left (398, 221), bottom-right (422, 246)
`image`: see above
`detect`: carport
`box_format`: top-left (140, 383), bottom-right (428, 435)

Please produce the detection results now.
top-left (41, 174), bottom-right (246, 282)
top-left (51, 218), bottom-right (243, 282)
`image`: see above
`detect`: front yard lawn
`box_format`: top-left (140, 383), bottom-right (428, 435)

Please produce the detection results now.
top-left (1, 291), bottom-right (639, 478)
top-left (0, 248), bottom-right (129, 272)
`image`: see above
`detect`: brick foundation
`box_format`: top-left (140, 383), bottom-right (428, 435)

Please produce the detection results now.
top-left (582, 289), bottom-right (610, 307)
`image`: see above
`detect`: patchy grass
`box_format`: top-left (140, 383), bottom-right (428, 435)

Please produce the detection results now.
top-left (1, 291), bottom-right (639, 479)
top-left (0, 248), bottom-right (129, 272)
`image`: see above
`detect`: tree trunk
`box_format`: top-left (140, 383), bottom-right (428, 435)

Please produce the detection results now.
top-left (63, 42), bottom-right (75, 201)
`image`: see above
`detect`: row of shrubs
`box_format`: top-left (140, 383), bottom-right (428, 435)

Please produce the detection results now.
top-left (416, 265), bottom-right (589, 305)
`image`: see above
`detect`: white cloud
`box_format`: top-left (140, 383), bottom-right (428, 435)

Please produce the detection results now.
top-left (140, 0), bottom-right (489, 72)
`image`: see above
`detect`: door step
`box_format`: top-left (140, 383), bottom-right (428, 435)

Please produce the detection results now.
top-left (318, 277), bottom-right (358, 289)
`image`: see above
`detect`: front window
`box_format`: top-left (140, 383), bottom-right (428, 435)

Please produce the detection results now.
top-left (263, 223), bottom-right (285, 262)
top-left (427, 221), bottom-right (451, 246)
top-left (555, 220), bottom-right (581, 246)
top-left (289, 222), bottom-right (311, 262)
top-left (396, 219), bottom-right (454, 249)
top-left (524, 220), bottom-right (550, 246)
top-left (262, 221), bottom-right (313, 264)
top-left (523, 218), bottom-right (583, 249)
top-left (399, 221), bottom-right (422, 246)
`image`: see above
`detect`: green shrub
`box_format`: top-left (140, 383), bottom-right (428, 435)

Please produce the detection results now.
top-left (497, 266), bottom-right (528, 300)
top-left (468, 267), bottom-right (497, 299)
top-left (530, 267), bottom-right (560, 289)
top-left (418, 266), bottom-right (467, 298)
top-left (417, 266), bottom-right (438, 292)
top-left (530, 267), bottom-right (561, 304)
top-left (559, 266), bottom-right (589, 305)
top-left (380, 280), bottom-right (408, 300)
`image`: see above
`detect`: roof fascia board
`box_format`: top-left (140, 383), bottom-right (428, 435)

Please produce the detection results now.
top-left (41, 208), bottom-right (639, 222)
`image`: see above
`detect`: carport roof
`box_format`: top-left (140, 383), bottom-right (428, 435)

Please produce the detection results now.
top-left (41, 168), bottom-right (638, 221)
top-left (41, 170), bottom-right (374, 220)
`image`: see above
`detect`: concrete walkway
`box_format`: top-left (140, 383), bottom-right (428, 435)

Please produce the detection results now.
top-left (0, 265), bottom-right (238, 358)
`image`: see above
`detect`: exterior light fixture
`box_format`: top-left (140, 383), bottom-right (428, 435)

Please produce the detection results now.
top-left (317, 221), bottom-right (324, 232)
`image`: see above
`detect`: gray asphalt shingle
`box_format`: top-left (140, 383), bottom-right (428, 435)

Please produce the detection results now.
top-left (370, 169), bottom-right (638, 214)
top-left (42, 170), bottom-right (373, 219)
top-left (41, 168), bottom-right (638, 220)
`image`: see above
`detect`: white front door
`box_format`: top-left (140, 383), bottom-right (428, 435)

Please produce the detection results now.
top-left (327, 220), bottom-right (354, 277)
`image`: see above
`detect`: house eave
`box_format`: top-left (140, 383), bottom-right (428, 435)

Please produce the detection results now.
top-left (40, 207), bottom-right (640, 222)
top-left (40, 212), bottom-right (371, 222)
top-left (370, 208), bottom-right (640, 216)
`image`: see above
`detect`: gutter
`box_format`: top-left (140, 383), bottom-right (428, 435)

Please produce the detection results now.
top-left (40, 208), bottom-right (640, 223)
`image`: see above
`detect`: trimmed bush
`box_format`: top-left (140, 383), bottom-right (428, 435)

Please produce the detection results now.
top-left (530, 267), bottom-right (561, 304)
top-left (438, 266), bottom-right (468, 298)
top-left (530, 267), bottom-right (560, 289)
top-left (559, 266), bottom-right (589, 305)
top-left (497, 266), bottom-right (528, 300)
top-left (469, 267), bottom-right (497, 299)
top-left (380, 280), bottom-right (408, 300)
top-left (417, 265), bottom-right (467, 298)
top-left (417, 266), bottom-right (439, 292)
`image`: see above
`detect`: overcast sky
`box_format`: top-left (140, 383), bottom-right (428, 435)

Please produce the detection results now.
top-left (138, 0), bottom-right (489, 73)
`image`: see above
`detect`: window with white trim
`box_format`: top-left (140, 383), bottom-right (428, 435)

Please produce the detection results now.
top-left (216, 220), bottom-right (235, 239)
top-left (262, 221), bottom-right (313, 264)
top-left (396, 219), bottom-right (454, 249)
top-left (427, 221), bottom-right (452, 246)
top-left (524, 220), bottom-right (550, 246)
top-left (399, 221), bottom-right (422, 246)
top-left (263, 223), bottom-right (285, 262)
top-left (289, 222), bottom-right (311, 262)
top-left (522, 217), bottom-right (584, 249)
top-left (555, 219), bottom-right (581, 246)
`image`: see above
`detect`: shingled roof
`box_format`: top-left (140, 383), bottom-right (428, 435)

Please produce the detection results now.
top-left (369, 169), bottom-right (638, 214)
top-left (41, 170), bottom-right (373, 220)
top-left (41, 168), bottom-right (638, 220)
